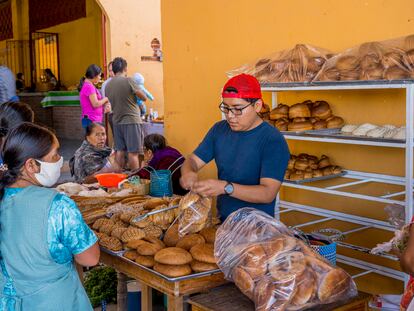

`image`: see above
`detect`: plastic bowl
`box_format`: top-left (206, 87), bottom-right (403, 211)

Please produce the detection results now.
top-left (95, 173), bottom-right (127, 188)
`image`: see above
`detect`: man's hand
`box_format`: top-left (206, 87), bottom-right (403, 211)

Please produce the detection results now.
top-left (192, 179), bottom-right (226, 197)
top-left (180, 172), bottom-right (198, 191)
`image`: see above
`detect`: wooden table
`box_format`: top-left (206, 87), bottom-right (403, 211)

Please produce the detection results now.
top-left (100, 251), bottom-right (227, 311)
top-left (187, 284), bottom-right (372, 311)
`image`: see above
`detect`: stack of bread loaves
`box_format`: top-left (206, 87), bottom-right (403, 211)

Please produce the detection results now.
top-left (269, 100), bottom-right (344, 132)
top-left (285, 153), bottom-right (342, 181)
top-left (215, 208), bottom-right (357, 311)
top-left (341, 123), bottom-right (406, 139)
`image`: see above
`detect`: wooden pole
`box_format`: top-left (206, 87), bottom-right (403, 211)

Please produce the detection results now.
top-left (117, 272), bottom-right (128, 311)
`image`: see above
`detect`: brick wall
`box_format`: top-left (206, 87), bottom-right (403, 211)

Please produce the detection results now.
top-left (52, 106), bottom-right (83, 140)
top-left (20, 95), bottom-right (53, 128)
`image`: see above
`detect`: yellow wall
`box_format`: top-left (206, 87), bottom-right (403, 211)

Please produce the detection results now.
top-left (161, 0), bottom-right (414, 293)
top-left (40, 0), bottom-right (102, 87)
top-left (97, 0), bottom-right (164, 115)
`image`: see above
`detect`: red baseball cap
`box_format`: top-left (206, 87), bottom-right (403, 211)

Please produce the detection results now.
top-left (221, 74), bottom-right (262, 99)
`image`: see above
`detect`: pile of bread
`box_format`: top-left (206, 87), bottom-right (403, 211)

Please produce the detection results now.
top-left (315, 37), bottom-right (414, 82)
top-left (285, 153), bottom-right (342, 181)
top-left (251, 44), bottom-right (332, 83)
top-left (341, 123), bottom-right (406, 139)
top-left (215, 208), bottom-right (357, 311)
top-left (265, 100), bottom-right (344, 132)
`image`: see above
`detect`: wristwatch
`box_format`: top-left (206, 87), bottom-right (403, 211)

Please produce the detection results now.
top-left (224, 182), bottom-right (234, 195)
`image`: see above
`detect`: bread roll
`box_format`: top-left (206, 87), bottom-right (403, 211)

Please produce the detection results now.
top-left (99, 223), bottom-right (115, 235)
top-left (111, 227), bottom-right (128, 240)
top-left (309, 117), bottom-right (320, 124)
top-left (326, 116), bottom-right (344, 128)
top-left (304, 169), bottom-right (313, 179)
top-left (270, 104), bottom-right (289, 120)
top-left (318, 155), bottom-right (331, 169)
top-left (136, 237), bottom-right (165, 256)
top-left (135, 255), bottom-right (155, 268)
top-left (275, 118), bottom-right (289, 131)
top-left (154, 247), bottom-right (192, 265)
top-left (313, 120), bottom-right (327, 130)
top-left (318, 68), bottom-right (340, 81)
top-left (232, 267), bottom-right (254, 300)
top-left (360, 54), bottom-right (381, 71)
top-left (289, 103), bottom-right (311, 119)
top-left (339, 69), bottom-right (360, 81)
top-left (163, 223), bottom-right (180, 247)
top-left (290, 269), bottom-right (317, 306)
top-left (318, 269), bottom-right (352, 302)
top-left (126, 239), bottom-right (147, 249)
top-left (292, 117), bottom-right (307, 123)
top-left (143, 225), bottom-right (163, 239)
top-left (190, 260), bottom-right (218, 273)
top-left (269, 251), bottom-right (306, 281)
top-left (289, 171), bottom-right (304, 181)
top-left (154, 263), bottom-right (192, 277)
top-left (352, 123), bottom-right (378, 135)
top-left (144, 198), bottom-right (169, 210)
top-left (199, 227), bottom-right (217, 244)
top-left (123, 250), bottom-right (138, 261)
top-left (99, 235), bottom-right (122, 251)
top-left (121, 227), bottom-right (145, 243)
top-left (176, 234), bottom-right (206, 251)
top-left (287, 158), bottom-right (296, 170)
top-left (335, 55), bottom-right (359, 71)
top-left (120, 211), bottom-right (139, 223)
top-left (93, 218), bottom-right (114, 230)
top-left (190, 243), bottom-right (216, 264)
top-left (312, 169), bottom-right (323, 178)
top-left (381, 51), bottom-right (403, 69)
top-left (242, 244), bottom-right (267, 279)
top-left (294, 159), bottom-right (309, 170)
top-left (311, 101), bottom-right (332, 120)
top-left (288, 121), bottom-right (313, 132)
top-left (384, 66), bottom-right (410, 80)
top-left (254, 277), bottom-right (292, 311)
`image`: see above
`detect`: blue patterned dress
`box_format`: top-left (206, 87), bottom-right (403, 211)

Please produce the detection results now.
top-left (0, 188), bottom-right (97, 309)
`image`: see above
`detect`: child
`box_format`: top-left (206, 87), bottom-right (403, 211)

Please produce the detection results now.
top-left (132, 73), bottom-right (154, 117)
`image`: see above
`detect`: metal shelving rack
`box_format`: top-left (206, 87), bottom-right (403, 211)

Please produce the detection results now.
top-left (262, 80), bottom-right (414, 283)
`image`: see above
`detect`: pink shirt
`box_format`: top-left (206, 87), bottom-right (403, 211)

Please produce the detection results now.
top-left (80, 81), bottom-right (104, 123)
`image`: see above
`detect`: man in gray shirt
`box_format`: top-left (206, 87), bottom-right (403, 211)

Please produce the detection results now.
top-left (105, 57), bottom-right (147, 170)
top-left (0, 65), bottom-right (17, 104)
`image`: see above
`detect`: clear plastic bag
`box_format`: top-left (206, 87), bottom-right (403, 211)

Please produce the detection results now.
top-left (227, 44), bottom-right (333, 83)
top-left (314, 35), bottom-right (414, 82)
top-left (215, 208), bottom-right (357, 311)
top-left (177, 192), bottom-right (212, 237)
top-left (384, 204), bottom-right (406, 229)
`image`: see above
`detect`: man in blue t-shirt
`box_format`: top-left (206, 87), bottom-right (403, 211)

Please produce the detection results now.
top-left (180, 74), bottom-right (290, 220)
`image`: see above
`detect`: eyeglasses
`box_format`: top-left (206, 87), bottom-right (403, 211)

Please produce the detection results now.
top-left (218, 102), bottom-right (254, 116)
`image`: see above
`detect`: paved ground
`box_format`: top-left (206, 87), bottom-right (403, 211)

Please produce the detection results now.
top-left (58, 138), bottom-right (82, 184)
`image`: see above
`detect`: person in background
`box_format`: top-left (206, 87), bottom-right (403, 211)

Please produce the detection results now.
top-left (399, 221), bottom-right (414, 310)
top-left (78, 64), bottom-right (111, 128)
top-left (44, 68), bottom-right (59, 90)
top-left (133, 134), bottom-right (187, 195)
top-left (70, 122), bottom-right (121, 183)
top-left (0, 101), bottom-right (34, 164)
top-left (180, 74), bottom-right (290, 220)
top-left (15, 73), bottom-right (25, 92)
top-left (105, 57), bottom-right (147, 170)
top-left (0, 122), bottom-right (99, 310)
top-left (0, 65), bottom-right (18, 104)
top-left (132, 72), bottom-right (154, 117)
top-left (101, 61), bottom-right (115, 135)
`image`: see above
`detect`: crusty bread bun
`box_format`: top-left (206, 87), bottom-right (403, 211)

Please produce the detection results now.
top-left (307, 57), bottom-right (325, 73)
top-left (126, 239), bottom-right (146, 249)
top-left (143, 224), bottom-right (163, 239)
top-left (309, 117), bottom-right (320, 124)
top-left (318, 268), bottom-right (351, 302)
top-left (199, 227), bottom-right (217, 244)
top-left (120, 211), bottom-right (139, 223)
top-left (288, 121), bottom-right (313, 132)
top-left (289, 103), bottom-right (311, 119)
top-left (254, 277), bottom-right (291, 310)
top-left (287, 158), bottom-right (296, 170)
top-left (136, 237), bottom-right (165, 256)
top-left (312, 169), bottom-right (323, 178)
top-left (135, 255), bottom-right (155, 268)
top-left (176, 234), bottom-right (206, 251)
top-left (284, 169), bottom-right (292, 180)
top-left (311, 101), bottom-right (332, 120)
top-left (270, 104), bottom-right (289, 120)
top-left (262, 236), bottom-right (297, 259)
top-left (291, 269), bottom-right (317, 306)
top-left (99, 235), bottom-right (122, 251)
top-left (381, 51), bottom-right (403, 69)
top-left (242, 244), bottom-right (267, 279)
top-left (190, 260), bottom-right (218, 273)
top-left (99, 223), bottom-right (115, 235)
top-left (294, 159), bottom-right (309, 170)
top-left (123, 250), bottom-right (138, 261)
top-left (143, 198), bottom-right (169, 210)
top-left (163, 223), bottom-right (180, 247)
top-left (318, 155), bottom-right (331, 169)
top-left (339, 69), bottom-right (360, 81)
top-left (318, 68), bottom-right (340, 81)
top-left (269, 251), bottom-right (306, 281)
top-left (335, 55), bottom-right (359, 71)
top-left (313, 120), bottom-right (327, 130)
top-left (154, 263), bottom-right (192, 277)
top-left (326, 116), bottom-right (345, 128)
top-left (121, 227), bottom-right (145, 243)
top-left (111, 227), bottom-right (128, 240)
top-left (384, 65), bottom-right (410, 80)
top-left (289, 171), bottom-right (304, 181)
top-left (359, 65), bottom-right (384, 80)
top-left (292, 117), bottom-right (307, 123)
top-left (360, 54), bottom-right (381, 71)
top-left (304, 169), bottom-right (313, 179)
top-left (154, 247), bottom-right (192, 265)
top-left (190, 243), bottom-right (216, 264)
top-left (323, 165), bottom-right (342, 175)
top-left (93, 218), bottom-right (114, 230)
top-left (274, 118), bottom-right (289, 131)
top-left (232, 267), bottom-right (254, 300)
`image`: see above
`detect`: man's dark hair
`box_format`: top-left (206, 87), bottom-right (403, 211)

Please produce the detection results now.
top-left (112, 57), bottom-right (127, 74)
top-left (16, 73), bottom-right (24, 79)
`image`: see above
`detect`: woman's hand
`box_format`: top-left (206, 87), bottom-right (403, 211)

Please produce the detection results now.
top-left (104, 102), bottom-right (112, 113)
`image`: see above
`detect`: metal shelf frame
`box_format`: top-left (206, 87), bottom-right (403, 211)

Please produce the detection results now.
top-left (263, 81), bottom-right (414, 283)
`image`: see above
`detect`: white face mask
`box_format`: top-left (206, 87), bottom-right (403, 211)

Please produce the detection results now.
top-left (35, 157), bottom-right (63, 187)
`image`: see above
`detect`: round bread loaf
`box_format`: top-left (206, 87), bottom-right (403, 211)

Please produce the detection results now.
top-left (313, 120), bottom-right (327, 130)
top-left (290, 269), bottom-right (317, 306)
top-left (360, 54), bottom-right (381, 71)
top-left (274, 119), bottom-right (289, 131)
top-left (242, 244), bottom-right (267, 279)
top-left (318, 155), bottom-right (331, 169)
top-left (304, 169), bottom-right (313, 179)
top-left (135, 255), bottom-right (155, 268)
top-left (143, 225), bottom-right (163, 239)
top-left (136, 237), bottom-right (165, 256)
top-left (190, 260), bottom-right (218, 273)
top-left (154, 247), bottom-right (192, 265)
top-left (288, 121), bottom-right (313, 132)
top-left (318, 268), bottom-right (351, 302)
top-left (111, 227), bottom-right (128, 240)
top-left (121, 227), bottom-right (145, 243)
top-left (190, 243), bottom-right (216, 264)
top-left (384, 65), bottom-right (410, 80)
top-left (123, 250), bottom-right (138, 261)
top-left (312, 169), bottom-right (323, 178)
top-left (294, 159), bottom-right (309, 170)
top-left (269, 104), bottom-right (289, 120)
top-left (99, 223), bottom-right (115, 235)
top-left (99, 235), bottom-right (122, 251)
top-left (254, 277), bottom-right (291, 310)
top-left (163, 223), bottom-right (180, 247)
top-left (232, 267), bottom-right (254, 300)
top-left (311, 101), bottom-right (332, 120)
top-left (318, 68), bottom-right (340, 81)
top-left (93, 218), bottom-right (114, 230)
top-left (143, 198), bottom-right (169, 210)
top-left (360, 65), bottom-right (384, 80)
top-left (335, 55), bottom-right (359, 71)
top-left (326, 116), bottom-right (345, 129)
top-left (309, 117), bottom-right (320, 124)
top-left (289, 103), bottom-right (311, 119)
top-left (126, 239), bottom-right (147, 249)
top-left (261, 238), bottom-right (284, 258)
top-left (176, 234), bottom-right (205, 251)
top-left (268, 251), bottom-right (306, 281)
top-left (154, 263), bottom-right (192, 277)
top-left (289, 171), bottom-right (304, 181)
top-left (199, 227), bottom-right (217, 244)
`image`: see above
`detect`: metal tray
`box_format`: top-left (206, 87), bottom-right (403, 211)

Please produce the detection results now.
top-left (101, 247), bottom-right (222, 282)
top-left (285, 171), bottom-right (346, 184)
top-left (281, 128), bottom-right (341, 135)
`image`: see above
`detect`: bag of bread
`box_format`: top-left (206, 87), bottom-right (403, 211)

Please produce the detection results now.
top-left (215, 208), bottom-right (357, 311)
top-left (177, 192), bottom-right (212, 237)
top-left (314, 34), bottom-right (414, 82)
top-left (227, 44), bottom-right (333, 83)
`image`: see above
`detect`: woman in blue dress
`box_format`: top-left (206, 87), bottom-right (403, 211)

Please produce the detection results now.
top-left (0, 122), bottom-right (100, 310)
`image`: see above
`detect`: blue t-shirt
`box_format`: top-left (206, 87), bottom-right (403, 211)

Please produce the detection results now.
top-left (194, 120), bottom-right (290, 220)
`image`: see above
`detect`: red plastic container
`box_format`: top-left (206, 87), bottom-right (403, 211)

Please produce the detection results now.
top-left (95, 173), bottom-right (127, 188)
